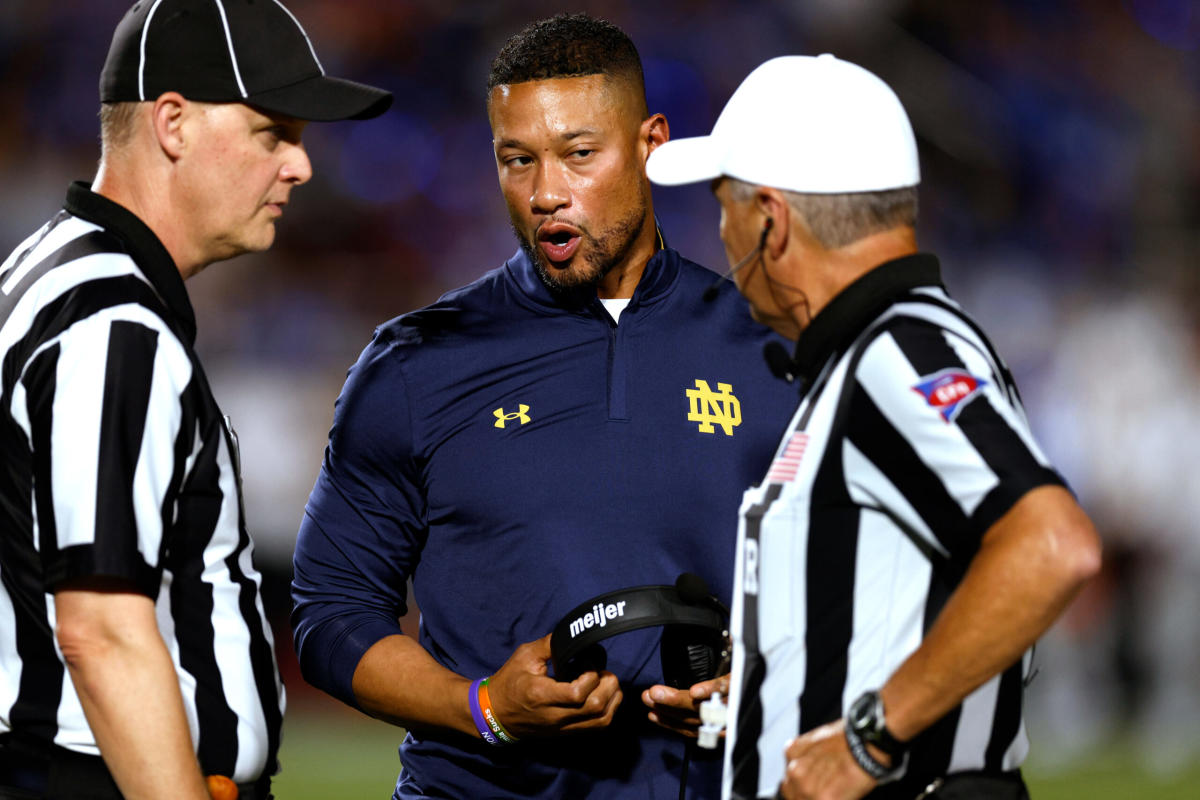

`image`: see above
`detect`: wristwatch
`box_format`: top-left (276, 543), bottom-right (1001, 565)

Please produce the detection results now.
top-left (844, 690), bottom-right (909, 783)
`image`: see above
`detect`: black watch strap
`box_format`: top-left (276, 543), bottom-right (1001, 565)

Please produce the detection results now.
top-left (845, 691), bottom-right (909, 784)
top-left (869, 714), bottom-right (907, 759)
top-left (844, 724), bottom-right (902, 782)
top-left (844, 721), bottom-right (903, 782)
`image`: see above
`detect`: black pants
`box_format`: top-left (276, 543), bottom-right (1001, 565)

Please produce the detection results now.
top-left (870, 769), bottom-right (1029, 800)
top-left (0, 734), bottom-right (121, 800)
top-left (0, 734), bottom-right (272, 800)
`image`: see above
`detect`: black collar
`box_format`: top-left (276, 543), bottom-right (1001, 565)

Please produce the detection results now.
top-left (64, 181), bottom-right (197, 346)
top-left (793, 253), bottom-right (943, 382)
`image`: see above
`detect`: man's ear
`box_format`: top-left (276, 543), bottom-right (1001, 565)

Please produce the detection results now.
top-left (641, 113), bottom-right (670, 159)
top-left (151, 92), bottom-right (188, 160)
top-left (756, 186), bottom-right (790, 258)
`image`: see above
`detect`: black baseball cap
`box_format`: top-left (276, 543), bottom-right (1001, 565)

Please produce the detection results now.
top-left (100, 0), bottom-right (392, 121)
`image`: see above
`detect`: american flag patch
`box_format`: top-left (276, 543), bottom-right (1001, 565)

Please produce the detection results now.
top-left (765, 432), bottom-right (809, 484)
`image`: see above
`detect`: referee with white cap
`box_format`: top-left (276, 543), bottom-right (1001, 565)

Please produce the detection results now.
top-left (648, 55), bottom-right (1101, 800)
top-left (0, 2), bottom-right (390, 799)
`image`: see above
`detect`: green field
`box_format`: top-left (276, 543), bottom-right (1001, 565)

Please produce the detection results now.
top-left (273, 705), bottom-right (402, 799)
top-left (273, 705), bottom-right (1200, 799)
top-left (1024, 752), bottom-right (1200, 800)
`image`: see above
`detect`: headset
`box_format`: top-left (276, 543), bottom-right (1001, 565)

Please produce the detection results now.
top-left (550, 573), bottom-right (729, 688)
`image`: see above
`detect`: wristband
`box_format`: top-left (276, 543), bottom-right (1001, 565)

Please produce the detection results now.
top-left (468, 677), bottom-right (501, 746)
top-left (479, 678), bottom-right (519, 744)
top-left (844, 721), bottom-right (907, 784)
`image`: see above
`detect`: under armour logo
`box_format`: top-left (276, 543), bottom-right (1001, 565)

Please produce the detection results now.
top-left (686, 380), bottom-right (742, 436)
top-left (493, 405), bottom-right (531, 428)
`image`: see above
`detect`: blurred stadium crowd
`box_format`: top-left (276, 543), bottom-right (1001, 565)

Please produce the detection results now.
top-left (2, 0), bottom-right (1197, 779)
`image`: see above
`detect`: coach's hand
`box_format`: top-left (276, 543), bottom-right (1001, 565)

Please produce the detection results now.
top-left (641, 673), bottom-right (729, 737)
top-left (487, 634), bottom-right (622, 737)
top-left (777, 720), bottom-right (876, 800)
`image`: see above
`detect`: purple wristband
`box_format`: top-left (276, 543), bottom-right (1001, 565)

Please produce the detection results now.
top-left (468, 678), bottom-right (500, 746)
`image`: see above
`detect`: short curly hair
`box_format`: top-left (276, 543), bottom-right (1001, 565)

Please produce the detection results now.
top-left (487, 14), bottom-right (646, 112)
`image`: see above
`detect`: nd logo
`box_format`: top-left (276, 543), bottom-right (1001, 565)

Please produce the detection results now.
top-left (686, 380), bottom-right (741, 436)
top-left (494, 404), bottom-right (531, 429)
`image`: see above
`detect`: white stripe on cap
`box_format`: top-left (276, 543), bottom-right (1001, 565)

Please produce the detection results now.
top-left (212, 0), bottom-right (248, 98)
top-left (269, 0), bottom-right (325, 75)
top-left (138, 0), bottom-right (170, 101)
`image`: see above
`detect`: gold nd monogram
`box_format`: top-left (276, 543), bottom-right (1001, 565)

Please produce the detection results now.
top-left (493, 405), bottom-right (531, 429)
top-left (686, 380), bottom-right (742, 436)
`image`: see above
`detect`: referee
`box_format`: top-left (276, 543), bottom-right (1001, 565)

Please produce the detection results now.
top-left (648, 55), bottom-right (1101, 800)
top-left (0, 2), bottom-right (389, 799)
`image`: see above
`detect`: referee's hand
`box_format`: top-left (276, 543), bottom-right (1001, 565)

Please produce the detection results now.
top-left (486, 634), bottom-right (622, 737)
top-left (778, 720), bottom-right (876, 800)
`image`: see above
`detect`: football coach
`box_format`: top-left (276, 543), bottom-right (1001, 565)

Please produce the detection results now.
top-left (647, 54), bottom-right (1101, 800)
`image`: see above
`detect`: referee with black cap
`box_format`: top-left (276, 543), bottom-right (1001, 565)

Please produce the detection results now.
top-left (0, 2), bottom-right (390, 799)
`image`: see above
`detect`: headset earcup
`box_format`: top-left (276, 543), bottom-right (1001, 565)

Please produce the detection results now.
top-left (660, 625), bottom-right (720, 689)
top-left (683, 641), bottom-right (717, 684)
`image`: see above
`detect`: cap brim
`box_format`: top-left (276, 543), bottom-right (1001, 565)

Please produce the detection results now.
top-left (248, 75), bottom-right (393, 122)
top-left (646, 135), bottom-right (723, 186)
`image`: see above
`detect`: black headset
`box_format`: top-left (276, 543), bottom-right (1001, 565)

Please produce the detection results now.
top-left (549, 573), bottom-right (729, 689)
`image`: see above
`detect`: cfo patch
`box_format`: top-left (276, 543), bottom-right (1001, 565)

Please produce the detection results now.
top-left (912, 368), bottom-right (988, 422)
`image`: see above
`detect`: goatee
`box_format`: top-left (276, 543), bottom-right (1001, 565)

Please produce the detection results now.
top-left (511, 199), bottom-right (648, 304)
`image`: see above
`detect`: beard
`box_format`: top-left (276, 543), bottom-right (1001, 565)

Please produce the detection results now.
top-left (511, 193), bottom-right (649, 303)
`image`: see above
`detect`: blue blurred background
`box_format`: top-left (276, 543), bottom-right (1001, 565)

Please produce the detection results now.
top-left (3, 0), bottom-right (1198, 795)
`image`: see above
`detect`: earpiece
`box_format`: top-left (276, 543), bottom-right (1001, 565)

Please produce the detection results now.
top-left (701, 216), bottom-right (777, 302)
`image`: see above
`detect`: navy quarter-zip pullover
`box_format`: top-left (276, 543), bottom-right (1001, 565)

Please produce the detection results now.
top-left (292, 246), bottom-right (798, 799)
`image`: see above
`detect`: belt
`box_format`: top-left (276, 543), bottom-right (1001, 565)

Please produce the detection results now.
top-left (0, 733), bottom-right (272, 800)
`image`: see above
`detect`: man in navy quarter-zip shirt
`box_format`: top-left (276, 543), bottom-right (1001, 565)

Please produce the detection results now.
top-left (291, 13), bottom-right (798, 800)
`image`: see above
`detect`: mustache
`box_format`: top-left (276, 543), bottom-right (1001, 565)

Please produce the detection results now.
top-left (533, 217), bottom-right (590, 241)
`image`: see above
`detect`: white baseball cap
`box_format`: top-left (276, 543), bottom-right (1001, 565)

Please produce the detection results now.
top-left (647, 54), bottom-right (919, 193)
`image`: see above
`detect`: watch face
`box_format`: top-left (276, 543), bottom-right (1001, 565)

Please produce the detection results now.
top-left (849, 692), bottom-right (877, 733)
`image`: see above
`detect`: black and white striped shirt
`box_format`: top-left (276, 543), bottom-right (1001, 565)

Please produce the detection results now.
top-left (0, 182), bottom-right (283, 782)
top-left (724, 255), bottom-right (1064, 799)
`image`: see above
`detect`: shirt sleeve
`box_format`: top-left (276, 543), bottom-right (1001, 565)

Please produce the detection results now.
top-left (20, 305), bottom-right (193, 596)
top-left (291, 327), bottom-right (427, 708)
top-left (844, 317), bottom-right (1064, 569)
